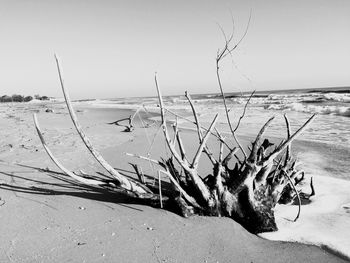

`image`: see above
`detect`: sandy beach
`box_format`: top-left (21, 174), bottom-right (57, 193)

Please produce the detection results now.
top-left (0, 101), bottom-right (347, 262)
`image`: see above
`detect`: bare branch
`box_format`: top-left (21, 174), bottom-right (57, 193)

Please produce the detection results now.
top-left (234, 154), bottom-right (243, 166)
top-left (34, 114), bottom-right (106, 186)
top-left (54, 55), bottom-right (148, 194)
top-left (249, 116), bottom-right (275, 162)
top-left (192, 114), bottom-right (218, 169)
top-left (215, 11), bottom-right (253, 158)
top-left (171, 119), bottom-right (178, 148)
top-left (185, 91), bottom-right (203, 141)
top-left (155, 73), bottom-right (212, 202)
top-left (129, 163), bottom-right (145, 184)
top-left (271, 156), bottom-right (283, 182)
top-left (222, 8), bottom-right (253, 60)
top-left (215, 140), bottom-right (225, 195)
top-left (219, 139), bottom-right (224, 164)
top-left (215, 62), bottom-right (247, 158)
top-left (154, 73), bottom-right (191, 171)
top-left (233, 90), bottom-right (255, 133)
top-left (265, 114), bottom-right (316, 162)
top-left (185, 91), bottom-right (217, 165)
top-left (172, 124), bottom-right (187, 161)
top-left (163, 108), bottom-right (231, 150)
top-left (281, 170), bottom-right (301, 222)
top-left (283, 114), bottom-right (291, 166)
top-left (223, 147), bottom-right (239, 167)
top-left (126, 153), bottom-right (162, 167)
top-left (159, 170), bottom-right (202, 209)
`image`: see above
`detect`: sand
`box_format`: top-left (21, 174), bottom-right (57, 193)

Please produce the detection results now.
top-left (0, 102), bottom-right (347, 262)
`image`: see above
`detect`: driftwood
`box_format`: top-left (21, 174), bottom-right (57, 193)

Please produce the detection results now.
top-left (36, 16), bottom-right (317, 234)
top-left (33, 54), bottom-right (317, 234)
top-left (108, 109), bottom-right (140, 132)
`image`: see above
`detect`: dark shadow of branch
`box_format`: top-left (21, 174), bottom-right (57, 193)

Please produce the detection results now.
top-left (0, 164), bottom-right (174, 213)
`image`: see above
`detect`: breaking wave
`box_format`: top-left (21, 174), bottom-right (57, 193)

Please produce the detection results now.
top-left (265, 103), bottom-right (350, 117)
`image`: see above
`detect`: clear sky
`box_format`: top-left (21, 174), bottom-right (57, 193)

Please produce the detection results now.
top-left (0, 0), bottom-right (349, 99)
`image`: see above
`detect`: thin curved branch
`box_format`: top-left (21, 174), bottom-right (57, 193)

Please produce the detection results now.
top-left (282, 170), bottom-right (301, 222)
top-left (154, 73), bottom-right (191, 171)
top-left (222, 147), bottom-right (239, 167)
top-left (283, 114), bottom-right (291, 166)
top-left (215, 11), bottom-right (252, 158)
top-left (163, 108), bottom-right (231, 150)
top-left (34, 114), bottom-right (105, 186)
top-left (54, 55), bottom-right (149, 195)
top-left (265, 114), bottom-right (316, 163)
top-left (155, 73), bottom-right (212, 202)
top-left (216, 61), bottom-right (247, 158)
top-left (126, 153), bottom-right (162, 167)
top-left (192, 114), bottom-right (218, 169)
top-left (249, 116), bottom-right (275, 162)
top-left (221, 8), bottom-right (253, 60)
top-left (172, 124), bottom-right (187, 162)
top-left (185, 91), bottom-right (216, 165)
top-left (159, 170), bottom-right (202, 209)
top-left (233, 90), bottom-right (255, 133)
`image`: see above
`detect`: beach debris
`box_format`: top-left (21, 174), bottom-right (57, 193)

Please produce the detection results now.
top-left (149, 76), bottom-right (316, 232)
top-left (107, 107), bottom-right (152, 131)
top-left (107, 109), bottom-right (140, 132)
top-left (34, 55), bottom-right (153, 195)
top-left (33, 32), bottom-right (317, 235)
top-left (342, 204), bottom-right (350, 213)
top-left (0, 197), bottom-right (5, 207)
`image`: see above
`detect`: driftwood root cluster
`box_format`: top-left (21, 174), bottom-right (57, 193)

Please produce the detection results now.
top-left (34, 56), bottom-right (316, 234)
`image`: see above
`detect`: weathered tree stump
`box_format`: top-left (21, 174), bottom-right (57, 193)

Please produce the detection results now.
top-left (34, 44), bottom-right (316, 234)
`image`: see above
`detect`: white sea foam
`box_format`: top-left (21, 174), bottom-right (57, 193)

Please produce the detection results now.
top-left (259, 174), bottom-right (350, 260)
top-left (83, 95), bottom-right (350, 146)
top-left (323, 92), bottom-right (350, 103)
top-left (230, 92), bottom-right (350, 107)
top-left (265, 103), bottom-right (350, 117)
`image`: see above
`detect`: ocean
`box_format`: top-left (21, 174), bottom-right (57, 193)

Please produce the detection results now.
top-left (86, 86), bottom-right (349, 147)
top-left (81, 86), bottom-right (350, 259)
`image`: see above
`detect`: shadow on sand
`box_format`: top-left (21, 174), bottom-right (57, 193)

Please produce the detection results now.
top-left (0, 163), bottom-right (170, 213)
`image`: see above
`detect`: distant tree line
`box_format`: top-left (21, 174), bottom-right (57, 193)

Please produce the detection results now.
top-left (0, 94), bottom-right (49, 103)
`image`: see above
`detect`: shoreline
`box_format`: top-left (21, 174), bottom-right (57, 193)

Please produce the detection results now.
top-left (0, 102), bottom-right (348, 262)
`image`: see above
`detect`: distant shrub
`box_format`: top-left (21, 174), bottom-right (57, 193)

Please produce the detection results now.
top-left (0, 95), bottom-right (12, 102)
top-left (12, 94), bottom-right (24, 102)
top-left (0, 94), bottom-right (49, 103)
top-left (24, 96), bottom-right (33, 102)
